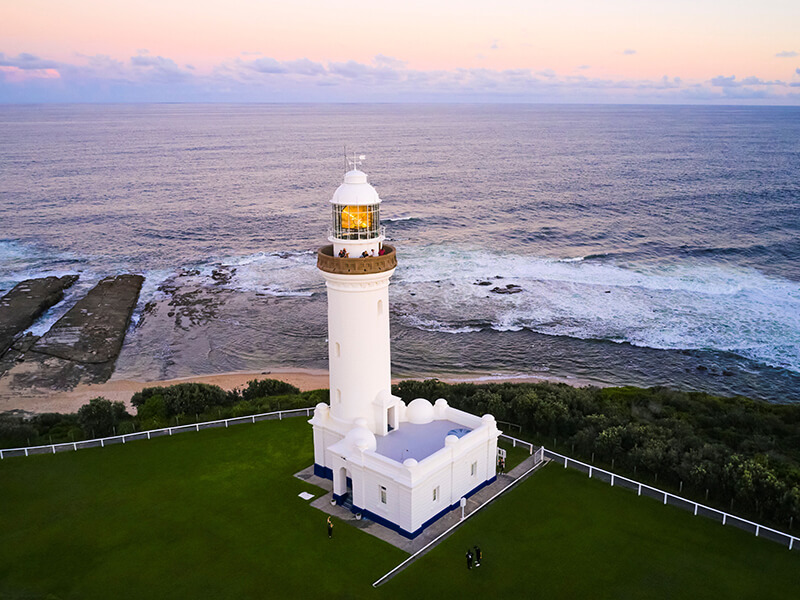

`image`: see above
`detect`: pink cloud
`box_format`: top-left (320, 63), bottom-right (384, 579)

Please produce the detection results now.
top-left (0, 65), bottom-right (61, 82)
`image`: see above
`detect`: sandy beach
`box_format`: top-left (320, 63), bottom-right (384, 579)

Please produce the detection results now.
top-left (0, 368), bottom-right (603, 416)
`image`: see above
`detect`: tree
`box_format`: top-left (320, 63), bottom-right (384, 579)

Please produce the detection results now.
top-left (131, 383), bottom-right (231, 417)
top-left (240, 379), bottom-right (300, 402)
top-left (77, 397), bottom-right (130, 438)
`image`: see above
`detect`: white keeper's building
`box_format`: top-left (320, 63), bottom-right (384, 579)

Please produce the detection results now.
top-left (309, 160), bottom-right (500, 539)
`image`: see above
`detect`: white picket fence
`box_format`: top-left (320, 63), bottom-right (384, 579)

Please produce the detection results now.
top-left (499, 433), bottom-right (535, 454)
top-left (544, 448), bottom-right (799, 552)
top-left (0, 407), bottom-right (315, 459)
top-left (4, 414), bottom-right (796, 552)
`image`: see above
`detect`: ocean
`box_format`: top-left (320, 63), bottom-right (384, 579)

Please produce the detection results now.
top-left (1, 104), bottom-right (799, 402)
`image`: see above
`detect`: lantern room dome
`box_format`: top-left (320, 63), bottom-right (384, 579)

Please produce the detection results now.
top-left (332, 169), bottom-right (381, 206)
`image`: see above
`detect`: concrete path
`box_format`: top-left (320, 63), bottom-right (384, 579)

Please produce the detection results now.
top-left (295, 453), bottom-right (549, 555)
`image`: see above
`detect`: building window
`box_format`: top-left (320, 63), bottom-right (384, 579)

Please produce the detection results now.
top-left (433, 486), bottom-right (440, 502)
top-left (471, 461), bottom-right (477, 477)
top-left (380, 485), bottom-right (387, 504)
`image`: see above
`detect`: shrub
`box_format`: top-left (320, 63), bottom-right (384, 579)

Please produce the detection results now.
top-left (131, 383), bottom-right (232, 418)
top-left (0, 418), bottom-right (38, 448)
top-left (77, 397), bottom-right (131, 438)
top-left (117, 421), bottom-right (137, 435)
top-left (240, 379), bottom-right (300, 402)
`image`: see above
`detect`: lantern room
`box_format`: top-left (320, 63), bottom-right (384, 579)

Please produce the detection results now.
top-left (329, 167), bottom-right (385, 257)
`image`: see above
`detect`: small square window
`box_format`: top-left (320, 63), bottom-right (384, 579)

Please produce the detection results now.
top-left (380, 485), bottom-right (387, 504)
top-left (433, 486), bottom-right (440, 502)
top-left (471, 461), bottom-right (477, 477)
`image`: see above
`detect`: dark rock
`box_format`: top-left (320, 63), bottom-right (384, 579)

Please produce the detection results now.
top-left (0, 275), bottom-right (78, 360)
top-left (5, 275), bottom-right (146, 390)
top-left (211, 267), bottom-right (236, 285)
top-left (11, 333), bottom-right (40, 354)
top-left (31, 274), bottom-right (144, 365)
top-left (475, 281), bottom-right (492, 287)
top-left (491, 284), bottom-right (523, 295)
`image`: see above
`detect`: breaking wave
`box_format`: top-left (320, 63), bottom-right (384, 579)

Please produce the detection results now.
top-left (4, 239), bottom-right (799, 375)
top-left (391, 246), bottom-right (800, 373)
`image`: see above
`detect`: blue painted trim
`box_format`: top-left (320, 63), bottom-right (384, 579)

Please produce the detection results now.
top-left (314, 464), bottom-right (332, 480)
top-left (344, 475), bottom-right (499, 540)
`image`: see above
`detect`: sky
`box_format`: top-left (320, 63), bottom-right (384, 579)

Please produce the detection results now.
top-left (1, 0), bottom-right (799, 104)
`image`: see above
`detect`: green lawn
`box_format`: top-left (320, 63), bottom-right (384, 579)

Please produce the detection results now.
top-left (383, 466), bottom-right (798, 599)
top-left (0, 418), bottom-right (404, 599)
top-left (1, 418), bottom-right (796, 600)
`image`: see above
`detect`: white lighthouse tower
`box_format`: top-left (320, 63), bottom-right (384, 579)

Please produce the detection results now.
top-left (310, 157), bottom-right (500, 539)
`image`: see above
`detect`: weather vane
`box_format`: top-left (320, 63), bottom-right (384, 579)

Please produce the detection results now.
top-left (344, 146), bottom-right (366, 172)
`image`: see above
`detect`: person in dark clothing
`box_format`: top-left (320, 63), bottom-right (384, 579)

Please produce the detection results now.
top-left (327, 516), bottom-right (333, 538)
top-left (474, 545), bottom-right (482, 567)
top-left (466, 549), bottom-right (473, 570)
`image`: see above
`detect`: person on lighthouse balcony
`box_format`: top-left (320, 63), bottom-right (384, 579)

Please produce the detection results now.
top-left (309, 154), bottom-right (500, 540)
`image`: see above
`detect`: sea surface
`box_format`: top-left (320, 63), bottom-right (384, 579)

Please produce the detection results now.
top-left (1, 104), bottom-right (799, 402)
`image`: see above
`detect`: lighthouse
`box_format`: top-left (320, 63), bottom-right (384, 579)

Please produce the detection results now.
top-left (310, 157), bottom-right (500, 539)
top-left (316, 160), bottom-right (398, 434)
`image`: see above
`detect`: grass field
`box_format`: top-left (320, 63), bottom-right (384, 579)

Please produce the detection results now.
top-left (1, 417), bottom-right (796, 599)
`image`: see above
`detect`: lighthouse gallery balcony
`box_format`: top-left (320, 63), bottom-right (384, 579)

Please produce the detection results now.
top-left (317, 244), bottom-right (397, 275)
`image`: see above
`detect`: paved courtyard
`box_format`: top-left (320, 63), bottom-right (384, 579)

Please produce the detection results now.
top-left (295, 453), bottom-right (548, 555)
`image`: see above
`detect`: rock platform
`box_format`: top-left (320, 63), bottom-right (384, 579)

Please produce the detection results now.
top-left (0, 275), bottom-right (143, 392)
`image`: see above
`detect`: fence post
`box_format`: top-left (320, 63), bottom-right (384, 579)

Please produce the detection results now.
top-left (122, 435), bottom-right (126, 444)
top-left (611, 474), bottom-right (615, 487)
top-left (24, 448), bottom-right (28, 457)
top-left (663, 492), bottom-right (667, 505)
top-left (225, 420), bottom-right (229, 428)
top-left (147, 431), bottom-right (151, 440)
top-left (252, 416), bottom-right (256, 424)
top-left (694, 503), bottom-right (698, 516)
top-left (169, 428), bottom-right (172, 436)
top-left (101, 439), bottom-right (104, 448)
top-left (638, 484), bottom-right (641, 496)
top-left (52, 445), bottom-right (56, 454)
top-left (196, 424), bottom-right (199, 432)
top-left (73, 442), bottom-right (77, 451)
top-left (279, 411), bottom-right (282, 420)
top-left (723, 514), bottom-right (727, 525)
top-left (564, 456), bottom-right (568, 468)
top-left (589, 467), bottom-right (593, 479)
top-left (512, 439), bottom-right (516, 448)
top-left (0, 449), bottom-right (3, 459)
top-left (756, 526), bottom-right (760, 538)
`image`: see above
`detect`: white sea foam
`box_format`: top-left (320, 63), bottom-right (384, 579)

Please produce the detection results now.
top-left (4, 241), bottom-right (799, 374)
top-left (392, 246), bottom-right (800, 373)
